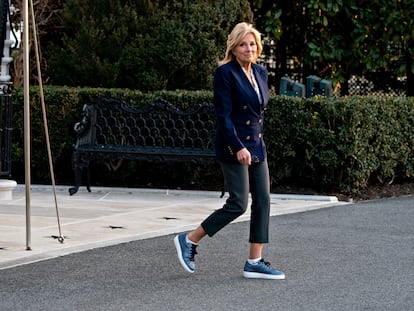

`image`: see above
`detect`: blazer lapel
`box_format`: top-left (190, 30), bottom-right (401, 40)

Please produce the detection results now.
top-left (234, 66), bottom-right (254, 95)
top-left (253, 65), bottom-right (269, 108)
top-left (232, 62), bottom-right (268, 111)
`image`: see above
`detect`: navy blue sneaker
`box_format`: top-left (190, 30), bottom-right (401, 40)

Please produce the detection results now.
top-left (243, 259), bottom-right (285, 280)
top-left (174, 233), bottom-right (198, 273)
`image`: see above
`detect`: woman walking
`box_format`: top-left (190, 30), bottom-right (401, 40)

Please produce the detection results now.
top-left (174, 22), bottom-right (285, 280)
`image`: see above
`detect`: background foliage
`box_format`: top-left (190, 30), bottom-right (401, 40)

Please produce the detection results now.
top-left (43, 0), bottom-right (252, 91)
top-left (11, 1), bottom-right (413, 94)
top-left (11, 87), bottom-right (414, 197)
top-left (266, 95), bottom-right (414, 195)
top-left (6, 1), bottom-right (414, 198)
top-left (251, 0), bottom-right (414, 95)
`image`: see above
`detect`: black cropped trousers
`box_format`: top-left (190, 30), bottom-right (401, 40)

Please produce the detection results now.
top-left (201, 159), bottom-right (270, 243)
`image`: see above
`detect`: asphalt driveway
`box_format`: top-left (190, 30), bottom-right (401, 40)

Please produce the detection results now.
top-left (1, 196), bottom-right (413, 311)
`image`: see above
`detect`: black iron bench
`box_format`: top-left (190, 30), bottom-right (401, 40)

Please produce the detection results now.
top-left (68, 98), bottom-right (220, 195)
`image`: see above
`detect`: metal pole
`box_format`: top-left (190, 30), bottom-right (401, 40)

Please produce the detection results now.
top-left (29, 0), bottom-right (64, 243)
top-left (23, 0), bottom-right (31, 251)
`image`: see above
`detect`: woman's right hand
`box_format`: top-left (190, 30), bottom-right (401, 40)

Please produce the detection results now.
top-left (237, 148), bottom-right (251, 165)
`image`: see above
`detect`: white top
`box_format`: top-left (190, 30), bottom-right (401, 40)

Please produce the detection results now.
top-left (243, 67), bottom-right (263, 104)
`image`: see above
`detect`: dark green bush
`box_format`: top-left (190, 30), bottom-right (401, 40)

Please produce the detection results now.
top-left (45, 0), bottom-right (253, 91)
top-left (266, 95), bottom-right (414, 195)
top-left (11, 86), bottom-right (414, 196)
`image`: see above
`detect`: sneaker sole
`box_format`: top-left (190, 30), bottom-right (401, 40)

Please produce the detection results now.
top-left (173, 235), bottom-right (194, 273)
top-left (243, 271), bottom-right (285, 280)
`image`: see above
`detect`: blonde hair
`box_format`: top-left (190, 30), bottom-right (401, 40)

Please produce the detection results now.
top-left (218, 22), bottom-right (263, 66)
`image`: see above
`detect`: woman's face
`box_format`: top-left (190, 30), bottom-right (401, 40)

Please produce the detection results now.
top-left (232, 33), bottom-right (257, 67)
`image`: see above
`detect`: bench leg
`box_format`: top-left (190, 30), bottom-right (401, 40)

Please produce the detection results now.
top-left (69, 165), bottom-right (81, 195)
top-left (220, 177), bottom-right (226, 198)
top-left (69, 151), bottom-right (90, 195)
top-left (86, 166), bottom-right (91, 192)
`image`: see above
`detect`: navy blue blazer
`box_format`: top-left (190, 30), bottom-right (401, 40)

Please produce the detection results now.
top-left (213, 60), bottom-right (269, 164)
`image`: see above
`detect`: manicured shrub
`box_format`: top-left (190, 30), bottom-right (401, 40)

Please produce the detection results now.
top-left (11, 86), bottom-right (414, 196)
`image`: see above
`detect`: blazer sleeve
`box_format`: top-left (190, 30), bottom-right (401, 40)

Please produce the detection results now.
top-left (213, 65), bottom-right (245, 152)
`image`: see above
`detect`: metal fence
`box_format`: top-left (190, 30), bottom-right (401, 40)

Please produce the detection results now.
top-left (0, 93), bottom-right (12, 177)
top-left (258, 37), bottom-right (407, 97)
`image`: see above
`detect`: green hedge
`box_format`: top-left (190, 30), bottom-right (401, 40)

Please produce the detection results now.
top-left (10, 86), bottom-right (414, 196)
top-left (267, 96), bottom-right (414, 194)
